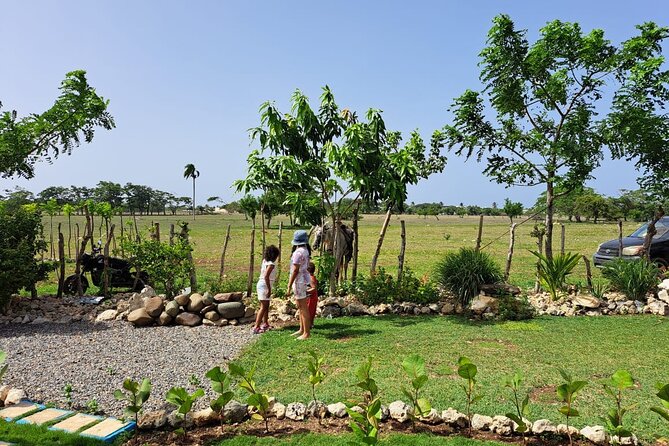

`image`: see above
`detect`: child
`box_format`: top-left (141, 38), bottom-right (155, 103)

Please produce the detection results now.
top-left (286, 230), bottom-right (312, 340)
top-left (252, 245), bottom-right (280, 334)
top-left (306, 261), bottom-right (318, 328)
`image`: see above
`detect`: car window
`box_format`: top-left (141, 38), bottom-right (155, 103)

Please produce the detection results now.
top-left (630, 220), bottom-right (669, 239)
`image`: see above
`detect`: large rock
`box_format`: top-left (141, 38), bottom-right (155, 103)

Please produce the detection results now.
top-left (285, 402), bottom-right (306, 421)
top-left (573, 295), bottom-right (601, 308)
top-left (327, 402), bottom-right (348, 418)
top-left (192, 407), bottom-right (218, 426)
top-left (344, 302), bottom-right (368, 316)
top-left (658, 288), bottom-right (669, 304)
top-left (95, 309), bottom-right (118, 322)
top-left (272, 402), bottom-right (286, 420)
top-left (187, 293), bottom-right (205, 313)
top-left (388, 401), bottom-right (411, 423)
top-left (223, 400), bottom-right (247, 423)
top-left (4, 388), bottom-right (26, 405)
top-left (441, 408), bottom-right (468, 428)
top-left (217, 302), bottom-right (245, 319)
top-left (611, 434), bottom-right (638, 445)
top-left (128, 294), bottom-right (144, 312)
top-left (127, 308), bottom-right (154, 327)
top-left (175, 293), bottom-right (190, 307)
top-left (440, 302), bottom-right (455, 315)
top-left (321, 305), bottom-right (342, 318)
top-left (648, 301), bottom-right (669, 316)
top-left (471, 414), bottom-right (493, 431)
top-left (419, 408), bottom-right (442, 425)
top-left (138, 410), bottom-right (168, 430)
top-left (532, 419), bottom-right (556, 434)
top-left (491, 415), bottom-right (514, 436)
top-left (470, 295), bottom-right (498, 314)
top-left (479, 283), bottom-right (521, 296)
top-left (158, 312), bottom-right (173, 326)
top-left (659, 279), bottom-right (669, 291)
top-left (202, 292), bottom-right (214, 306)
top-left (214, 292), bottom-right (244, 303)
top-left (165, 300), bottom-right (180, 317)
top-left (175, 312), bottom-right (202, 327)
top-left (144, 296), bottom-right (164, 318)
top-left (580, 425), bottom-right (608, 445)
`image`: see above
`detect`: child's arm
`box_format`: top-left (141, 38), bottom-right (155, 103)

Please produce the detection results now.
top-left (264, 263), bottom-right (275, 296)
top-left (307, 274), bottom-right (317, 293)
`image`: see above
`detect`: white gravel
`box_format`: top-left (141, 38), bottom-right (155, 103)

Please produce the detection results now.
top-left (0, 320), bottom-right (256, 416)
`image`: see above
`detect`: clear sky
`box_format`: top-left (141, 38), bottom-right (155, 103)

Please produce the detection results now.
top-left (1, 0), bottom-right (667, 206)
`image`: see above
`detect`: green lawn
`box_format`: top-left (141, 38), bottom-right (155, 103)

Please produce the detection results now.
top-left (211, 433), bottom-right (506, 446)
top-left (35, 213), bottom-right (629, 295)
top-left (0, 420), bottom-right (114, 446)
top-left (230, 314), bottom-right (669, 442)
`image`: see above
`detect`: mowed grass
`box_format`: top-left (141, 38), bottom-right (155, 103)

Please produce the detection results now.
top-left (0, 420), bottom-right (112, 446)
top-left (211, 433), bottom-right (506, 445)
top-left (36, 213), bottom-right (632, 293)
top-left (231, 315), bottom-right (669, 441)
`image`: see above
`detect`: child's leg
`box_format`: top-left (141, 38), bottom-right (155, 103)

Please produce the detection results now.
top-left (257, 300), bottom-right (269, 328)
top-left (262, 300), bottom-right (270, 325)
top-left (297, 298), bottom-right (311, 340)
top-left (253, 301), bottom-right (265, 329)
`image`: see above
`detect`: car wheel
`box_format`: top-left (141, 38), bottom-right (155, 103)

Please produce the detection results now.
top-left (651, 257), bottom-right (669, 272)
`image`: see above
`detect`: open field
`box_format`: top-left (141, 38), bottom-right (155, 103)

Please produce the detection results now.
top-left (37, 213), bottom-right (635, 295)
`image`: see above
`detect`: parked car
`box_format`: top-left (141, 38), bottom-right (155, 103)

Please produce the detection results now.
top-left (593, 217), bottom-right (669, 268)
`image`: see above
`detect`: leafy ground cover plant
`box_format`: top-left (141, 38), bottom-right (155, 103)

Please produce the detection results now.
top-left (401, 354), bottom-right (431, 431)
top-left (356, 267), bottom-right (440, 306)
top-left (435, 248), bottom-right (502, 307)
top-left (557, 369), bottom-right (588, 446)
top-left (502, 372), bottom-right (530, 444)
top-left (497, 293), bottom-right (535, 321)
top-left (0, 351), bottom-right (7, 382)
top-left (306, 350), bottom-right (325, 402)
top-left (456, 357), bottom-right (482, 437)
top-left (531, 251), bottom-right (581, 300)
top-left (206, 366), bottom-right (234, 422)
top-left (346, 357), bottom-right (382, 445)
top-left (165, 386), bottom-right (205, 434)
top-left (651, 382), bottom-right (669, 424)
top-left (602, 258), bottom-right (659, 301)
top-left (114, 378), bottom-right (152, 424)
top-left (228, 362), bottom-right (271, 432)
top-left (63, 383), bottom-right (74, 409)
top-left (601, 369), bottom-right (636, 441)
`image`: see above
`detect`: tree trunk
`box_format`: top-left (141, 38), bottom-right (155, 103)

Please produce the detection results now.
top-left (397, 220), bottom-right (406, 282)
top-left (642, 206), bottom-right (664, 260)
top-left (544, 181), bottom-right (555, 259)
top-left (370, 207), bottom-right (392, 274)
top-left (67, 215), bottom-right (72, 260)
top-left (261, 205), bottom-right (266, 254)
top-left (50, 216), bottom-right (54, 259)
top-left (560, 223), bottom-right (565, 255)
top-left (76, 211), bottom-right (93, 296)
top-left (219, 224), bottom-right (231, 280)
top-left (277, 222), bottom-right (283, 282)
top-left (352, 206), bottom-right (359, 281)
top-left (133, 212), bottom-right (140, 242)
top-left (119, 213), bottom-right (125, 257)
top-left (57, 225), bottom-right (65, 298)
top-left (192, 178), bottom-right (196, 220)
top-left (534, 233), bottom-right (544, 294)
top-left (103, 225), bottom-right (116, 297)
top-left (475, 215), bottom-right (484, 251)
top-left (247, 227), bottom-right (256, 298)
top-left (329, 214), bottom-right (339, 297)
top-left (504, 223), bottom-right (517, 282)
top-left (618, 220), bottom-right (624, 258)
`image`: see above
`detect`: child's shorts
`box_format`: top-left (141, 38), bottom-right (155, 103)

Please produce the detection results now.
top-left (256, 281), bottom-right (273, 301)
top-left (293, 280), bottom-right (308, 299)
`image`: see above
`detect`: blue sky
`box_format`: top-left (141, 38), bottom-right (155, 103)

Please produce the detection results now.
top-left (1, 0), bottom-right (667, 206)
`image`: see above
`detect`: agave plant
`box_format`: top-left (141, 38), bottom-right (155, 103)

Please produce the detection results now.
top-left (531, 251), bottom-right (581, 300)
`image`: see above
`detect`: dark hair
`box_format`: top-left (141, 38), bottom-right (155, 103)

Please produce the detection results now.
top-left (291, 243), bottom-right (312, 256)
top-left (264, 245), bottom-right (280, 262)
top-left (307, 261), bottom-right (316, 274)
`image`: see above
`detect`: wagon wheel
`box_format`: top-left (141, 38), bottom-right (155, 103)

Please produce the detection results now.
top-left (63, 274), bottom-right (89, 295)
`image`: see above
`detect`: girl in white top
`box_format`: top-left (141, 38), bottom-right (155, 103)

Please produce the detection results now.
top-left (286, 230), bottom-right (312, 340)
top-left (252, 245), bottom-right (280, 334)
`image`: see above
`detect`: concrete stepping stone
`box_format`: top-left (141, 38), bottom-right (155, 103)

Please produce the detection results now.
top-left (17, 408), bottom-right (73, 425)
top-left (0, 442), bottom-right (16, 445)
top-left (0, 401), bottom-right (43, 421)
top-left (50, 412), bottom-right (103, 433)
top-left (81, 417), bottom-right (136, 442)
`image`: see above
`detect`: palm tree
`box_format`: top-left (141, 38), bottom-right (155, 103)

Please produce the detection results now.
top-left (183, 164), bottom-right (200, 220)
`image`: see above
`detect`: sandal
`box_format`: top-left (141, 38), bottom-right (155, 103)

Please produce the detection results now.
top-left (260, 323), bottom-right (272, 331)
top-left (251, 327), bottom-right (265, 335)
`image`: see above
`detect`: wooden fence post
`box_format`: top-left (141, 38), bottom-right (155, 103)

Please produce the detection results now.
top-left (247, 227), bottom-right (256, 297)
top-left (56, 225), bottom-right (65, 298)
top-left (618, 220), bottom-right (623, 257)
top-left (560, 223), bottom-right (565, 255)
top-left (170, 224), bottom-right (175, 246)
top-left (582, 255), bottom-right (593, 291)
top-left (504, 223), bottom-right (517, 282)
top-left (219, 224), bottom-right (232, 280)
top-left (475, 215), bottom-right (484, 251)
top-left (397, 220), bottom-right (406, 282)
top-left (352, 207), bottom-right (359, 281)
top-left (534, 233), bottom-right (544, 294)
top-left (154, 222), bottom-right (160, 243)
top-left (370, 207), bottom-right (392, 274)
top-left (103, 224), bottom-right (116, 297)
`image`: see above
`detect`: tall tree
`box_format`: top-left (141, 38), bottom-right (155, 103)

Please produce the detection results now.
top-left (0, 70), bottom-right (114, 179)
top-left (183, 164), bottom-right (199, 220)
top-left (443, 15), bottom-right (667, 259)
top-left (502, 198), bottom-right (524, 223)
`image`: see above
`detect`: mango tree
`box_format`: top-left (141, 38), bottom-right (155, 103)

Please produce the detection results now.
top-left (444, 15), bottom-right (668, 259)
top-left (235, 86), bottom-right (445, 295)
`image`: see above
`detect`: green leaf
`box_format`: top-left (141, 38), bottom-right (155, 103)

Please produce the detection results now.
top-left (559, 369), bottom-right (571, 382)
top-left (556, 383), bottom-right (569, 402)
top-left (651, 407), bottom-right (669, 422)
top-left (611, 370), bottom-right (634, 389)
top-left (416, 398), bottom-right (431, 416)
top-left (558, 406), bottom-right (579, 417)
top-left (113, 389), bottom-right (125, 401)
top-left (412, 375), bottom-right (428, 390)
top-left (458, 363), bottom-right (478, 380)
top-left (570, 380), bottom-right (588, 395)
top-left (368, 399), bottom-right (382, 419)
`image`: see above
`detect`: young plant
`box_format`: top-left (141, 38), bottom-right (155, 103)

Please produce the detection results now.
top-left (63, 383), bottom-right (74, 409)
top-left (651, 382), bottom-right (669, 424)
top-left (531, 251), bottom-right (581, 300)
top-left (502, 372), bottom-right (531, 444)
top-left (113, 378), bottom-right (152, 424)
top-left (205, 366), bottom-right (234, 422)
top-left (0, 351), bottom-right (8, 382)
top-left (346, 357), bottom-right (382, 446)
top-left (228, 362), bottom-right (271, 432)
top-left (601, 369), bottom-right (636, 440)
top-left (556, 369), bottom-right (588, 446)
top-left (86, 399), bottom-right (100, 415)
top-left (401, 354), bottom-right (431, 430)
top-left (456, 356), bottom-right (482, 437)
top-left (165, 386), bottom-right (205, 433)
top-left (306, 350), bottom-right (325, 403)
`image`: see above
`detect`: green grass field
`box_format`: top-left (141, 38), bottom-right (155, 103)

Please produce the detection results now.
top-left (36, 213), bottom-right (632, 295)
top-left (230, 315), bottom-right (669, 442)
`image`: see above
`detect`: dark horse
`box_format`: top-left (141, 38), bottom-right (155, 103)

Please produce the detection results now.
top-left (313, 222), bottom-right (355, 281)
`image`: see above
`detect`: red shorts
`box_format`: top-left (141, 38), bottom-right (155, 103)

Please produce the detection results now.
top-left (307, 294), bottom-right (318, 321)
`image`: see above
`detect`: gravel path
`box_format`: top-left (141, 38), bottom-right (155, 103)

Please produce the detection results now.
top-left (0, 320), bottom-right (256, 417)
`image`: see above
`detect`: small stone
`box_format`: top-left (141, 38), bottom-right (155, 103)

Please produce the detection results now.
top-left (441, 408), bottom-right (468, 428)
top-left (380, 404), bottom-right (390, 422)
top-left (320, 306), bottom-right (342, 318)
top-left (306, 400), bottom-right (327, 418)
top-left (187, 294), bottom-right (205, 313)
top-left (440, 302), bottom-right (455, 314)
top-left (611, 434), bottom-right (638, 445)
top-left (572, 295), bottom-right (600, 308)
top-left (175, 312), bottom-right (202, 327)
top-left (30, 317), bottom-right (50, 325)
top-left (659, 279), bottom-right (669, 291)
top-left (200, 304), bottom-right (216, 315)
top-left (471, 414), bottom-right (493, 431)
top-left (419, 408), bottom-right (442, 425)
top-left (95, 309), bottom-right (118, 322)
top-left (4, 388), bottom-right (26, 405)
top-left (658, 289), bottom-right (669, 303)
top-left (556, 424), bottom-right (579, 436)
top-left (214, 319), bottom-right (229, 327)
top-left (491, 415), bottom-right (514, 436)
top-left (349, 405), bottom-right (364, 415)
top-left (580, 425), bottom-right (608, 445)
top-left (272, 402), bottom-right (286, 420)
top-left (0, 385), bottom-right (10, 402)
top-left (127, 308), bottom-right (153, 327)
top-left (165, 300), bottom-right (180, 317)
top-left (327, 402), bottom-right (347, 418)
top-left (202, 292), bottom-right (214, 306)
top-left (127, 294), bottom-right (144, 312)
top-left (140, 286), bottom-right (156, 299)
top-left (532, 419), bottom-right (556, 434)
top-left (388, 400), bottom-right (412, 423)
top-left (203, 319), bottom-right (216, 326)
top-left (285, 402), bottom-right (306, 421)
top-left (470, 295), bottom-right (498, 314)
top-left (158, 312), bottom-right (173, 326)
top-left (244, 307), bottom-right (255, 318)
top-left (344, 302), bottom-right (368, 316)
top-left (229, 319), bottom-right (239, 326)
top-left (223, 400), bottom-right (247, 423)
top-left (192, 407), bottom-right (218, 426)
top-left (204, 311), bottom-right (220, 321)
top-left (144, 296), bottom-right (164, 318)
top-left (174, 293), bottom-right (190, 307)
top-left (21, 315), bottom-right (31, 324)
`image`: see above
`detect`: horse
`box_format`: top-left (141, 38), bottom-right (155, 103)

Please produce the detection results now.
top-left (313, 222), bottom-right (355, 282)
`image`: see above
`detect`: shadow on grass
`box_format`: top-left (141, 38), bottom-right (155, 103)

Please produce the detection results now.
top-left (278, 320), bottom-right (381, 340)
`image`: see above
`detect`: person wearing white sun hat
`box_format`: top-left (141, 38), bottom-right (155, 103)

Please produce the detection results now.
top-left (286, 229), bottom-right (312, 340)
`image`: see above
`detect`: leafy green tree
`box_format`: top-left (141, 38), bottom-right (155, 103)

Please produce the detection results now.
top-left (0, 70), bottom-right (114, 179)
top-left (502, 198), bottom-right (523, 223)
top-left (37, 186), bottom-right (68, 205)
top-left (238, 194), bottom-right (260, 223)
top-left (42, 199), bottom-right (60, 259)
top-left (443, 15), bottom-right (668, 259)
top-left (93, 181), bottom-right (124, 208)
top-left (183, 164), bottom-right (199, 220)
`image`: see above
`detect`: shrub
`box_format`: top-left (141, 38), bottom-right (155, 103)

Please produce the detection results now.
top-left (0, 205), bottom-right (48, 309)
top-left (113, 378), bottom-right (151, 424)
top-left (355, 268), bottom-right (440, 306)
top-left (531, 251), bottom-right (581, 301)
top-left (204, 274), bottom-right (248, 295)
top-left (602, 258), bottom-right (659, 301)
top-left (356, 268), bottom-right (396, 306)
top-left (435, 248), bottom-right (503, 307)
top-left (497, 294), bottom-right (535, 321)
top-left (314, 253), bottom-right (335, 296)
